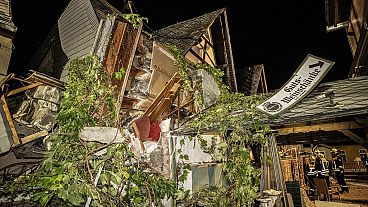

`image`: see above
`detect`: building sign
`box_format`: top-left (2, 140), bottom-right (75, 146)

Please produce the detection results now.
top-left (257, 54), bottom-right (335, 115)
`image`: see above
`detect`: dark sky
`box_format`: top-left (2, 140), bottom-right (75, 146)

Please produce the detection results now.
top-left (9, 0), bottom-right (352, 90)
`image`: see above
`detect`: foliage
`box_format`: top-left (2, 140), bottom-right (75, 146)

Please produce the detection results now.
top-left (122, 13), bottom-right (148, 29)
top-left (6, 55), bottom-right (176, 207)
top-left (114, 66), bottom-right (126, 80)
top-left (168, 45), bottom-right (272, 206)
top-left (167, 45), bottom-right (228, 109)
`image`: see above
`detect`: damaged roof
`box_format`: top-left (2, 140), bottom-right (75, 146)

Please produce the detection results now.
top-left (153, 9), bottom-right (225, 53)
top-left (90, 0), bottom-right (124, 19)
top-left (176, 76), bottom-right (368, 135)
top-left (272, 76), bottom-right (368, 126)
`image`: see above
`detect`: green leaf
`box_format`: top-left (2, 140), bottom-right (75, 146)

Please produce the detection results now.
top-left (39, 194), bottom-right (50, 207)
top-left (123, 171), bottom-right (130, 179)
top-left (134, 196), bottom-right (142, 204)
top-left (114, 67), bottom-right (126, 80)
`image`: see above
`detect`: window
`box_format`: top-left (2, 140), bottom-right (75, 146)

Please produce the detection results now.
top-left (359, 149), bottom-right (367, 160)
top-left (339, 150), bottom-right (347, 162)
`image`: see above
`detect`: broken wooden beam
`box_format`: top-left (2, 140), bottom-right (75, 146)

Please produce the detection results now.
top-left (21, 130), bottom-right (48, 144)
top-left (144, 72), bottom-right (180, 116)
top-left (5, 82), bottom-right (43, 97)
top-left (148, 82), bottom-right (181, 122)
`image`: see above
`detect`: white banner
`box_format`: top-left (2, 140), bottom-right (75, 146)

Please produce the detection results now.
top-left (257, 54), bottom-right (335, 115)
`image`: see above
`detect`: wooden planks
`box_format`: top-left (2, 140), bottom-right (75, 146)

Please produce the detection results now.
top-left (144, 72), bottom-right (180, 117)
top-left (104, 21), bottom-right (127, 74)
top-left (277, 121), bottom-right (366, 135)
top-left (114, 22), bottom-right (143, 123)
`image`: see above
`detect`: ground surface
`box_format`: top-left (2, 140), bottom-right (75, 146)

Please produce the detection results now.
top-left (325, 178), bottom-right (368, 206)
top-left (338, 179), bottom-right (368, 206)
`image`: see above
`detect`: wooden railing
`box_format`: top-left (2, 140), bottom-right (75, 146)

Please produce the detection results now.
top-left (343, 161), bottom-right (367, 173)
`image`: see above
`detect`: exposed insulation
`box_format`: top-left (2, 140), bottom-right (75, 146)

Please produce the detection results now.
top-left (128, 34), bottom-right (153, 97)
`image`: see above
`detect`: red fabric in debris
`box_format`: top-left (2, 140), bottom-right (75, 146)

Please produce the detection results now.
top-left (133, 115), bottom-right (150, 140)
top-left (148, 122), bottom-right (161, 141)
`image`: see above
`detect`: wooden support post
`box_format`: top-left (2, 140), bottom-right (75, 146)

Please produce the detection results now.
top-left (0, 95), bottom-right (20, 146)
top-left (261, 66), bottom-right (268, 93)
top-left (189, 48), bottom-right (207, 64)
top-left (10, 77), bottom-right (33, 84)
top-left (164, 99), bottom-right (194, 119)
top-left (202, 40), bottom-right (207, 60)
top-left (201, 35), bottom-right (214, 48)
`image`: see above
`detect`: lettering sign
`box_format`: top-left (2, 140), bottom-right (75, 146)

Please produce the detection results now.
top-left (257, 54), bottom-right (335, 115)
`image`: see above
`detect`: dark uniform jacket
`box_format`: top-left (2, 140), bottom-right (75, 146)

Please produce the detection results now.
top-left (330, 155), bottom-right (344, 173)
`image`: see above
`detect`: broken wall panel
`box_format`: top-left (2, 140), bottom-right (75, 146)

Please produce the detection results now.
top-left (193, 69), bottom-right (220, 107)
top-left (92, 17), bottom-right (116, 63)
top-left (176, 134), bottom-right (220, 163)
top-left (148, 42), bottom-right (178, 97)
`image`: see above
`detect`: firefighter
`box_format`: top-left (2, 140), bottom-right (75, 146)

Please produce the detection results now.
top-left (331, 148), bottom-right (349, 193)
top-left (362, 153), bottom-right (368, 172)
top-left (315, 150), bottom-right (330, 190)
top-left (305, 154), bottom-right (317, 195)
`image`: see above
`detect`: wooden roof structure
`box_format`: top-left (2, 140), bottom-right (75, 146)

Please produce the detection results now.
top-left (240, 64), bottom-right (268, 95)
top-left (154, 9), bottom-right (224, 54)
top-left (324, 0), bottom-right (368, 77)
top-left (153, 9), bottom-right (238, 92)
top-left (272, 76), bottom-right (368, 148)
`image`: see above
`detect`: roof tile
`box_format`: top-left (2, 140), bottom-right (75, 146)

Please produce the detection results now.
top-left (153, 9), bottom-right (224, 53)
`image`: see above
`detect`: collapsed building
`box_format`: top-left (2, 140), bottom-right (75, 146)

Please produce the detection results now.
top-left (0, 0), bottom-right (252, 193)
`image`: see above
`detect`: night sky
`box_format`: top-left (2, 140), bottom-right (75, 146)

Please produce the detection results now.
top-left (9, 0), bottom-right (352, 90)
